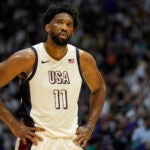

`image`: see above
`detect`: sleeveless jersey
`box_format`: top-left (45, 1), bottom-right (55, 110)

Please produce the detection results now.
top-left (19, 42), bottom-right (82, 138)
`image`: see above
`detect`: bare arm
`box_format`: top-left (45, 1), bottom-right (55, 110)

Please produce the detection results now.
top-left (73, 50), bottom-right (106, 148)
top-left (80, 51), bottom-right (106, 129)
top-left (0, 49), bottom-right (44, 145)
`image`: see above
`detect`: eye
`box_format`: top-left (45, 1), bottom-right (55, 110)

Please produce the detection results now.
top-left (67, 22), bottom-right (73, 27)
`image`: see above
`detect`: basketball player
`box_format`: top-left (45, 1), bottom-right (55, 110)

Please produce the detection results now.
top-left (0, 3), bottom-right (106, 150)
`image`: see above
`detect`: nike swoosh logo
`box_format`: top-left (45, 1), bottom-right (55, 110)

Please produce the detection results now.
top-left (41, 60), bottom-right (50, 64)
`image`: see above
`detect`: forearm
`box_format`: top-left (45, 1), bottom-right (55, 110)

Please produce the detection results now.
top-left (87, 84), bottom-right (106, 129)
top-left (0, 100), bottom-right (17, 129)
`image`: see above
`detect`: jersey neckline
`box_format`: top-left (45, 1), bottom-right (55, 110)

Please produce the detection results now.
top-left (41, 42), bottom-right (69, 63)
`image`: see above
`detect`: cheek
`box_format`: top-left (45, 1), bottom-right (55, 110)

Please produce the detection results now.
top-left (69, 30), bottom-right (73, 37)
top-left (69, 27), bottom-right (74, 34)
top-left (51, 26), bottom-right (60, 34)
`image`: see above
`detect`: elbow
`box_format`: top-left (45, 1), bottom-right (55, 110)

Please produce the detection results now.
top-left (99, 83), bottom-right (107, 96)
top-left (0, 82), bottom-right (4, 87)
top-left (102, 83), bottom-right (107, 93)
top-left (0, 79), bottom-right (8, 88)
top-left (92, 82), bottom-right (107, 95)
top-left (0, 80), bottom-right (3, 87)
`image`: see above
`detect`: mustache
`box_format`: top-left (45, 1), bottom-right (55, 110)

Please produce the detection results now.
top-left (58, 31), bottom-right (67, 35)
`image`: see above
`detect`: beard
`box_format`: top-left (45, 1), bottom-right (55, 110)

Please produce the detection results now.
top-left (50, 31), bottom-right (72, 46)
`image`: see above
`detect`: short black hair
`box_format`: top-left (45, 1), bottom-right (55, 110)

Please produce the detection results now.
top-left (41, 3), bottom-right (78, 28)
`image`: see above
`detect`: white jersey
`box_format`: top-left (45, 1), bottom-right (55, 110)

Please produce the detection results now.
top-left (19, 42), bottom-right (82, 138)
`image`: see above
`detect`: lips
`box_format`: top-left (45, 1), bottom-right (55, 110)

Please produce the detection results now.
top-left (59, 32), bottom-right (67, 39)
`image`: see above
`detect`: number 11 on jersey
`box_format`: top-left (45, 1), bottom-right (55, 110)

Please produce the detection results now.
top-left (53, 89), bottom-right (68, 109)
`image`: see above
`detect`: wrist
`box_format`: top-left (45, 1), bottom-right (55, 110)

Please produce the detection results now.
top-left (85, 124), bottom-right (94, 132)
top-left (9, 119), bottom-right (19, 129)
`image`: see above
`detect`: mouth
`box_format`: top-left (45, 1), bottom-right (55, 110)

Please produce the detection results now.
top-left (58, 32), bottom-right (67, 39)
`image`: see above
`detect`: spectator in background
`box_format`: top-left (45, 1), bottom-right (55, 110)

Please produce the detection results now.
top-left (131, 115), bottom-right (150, 150)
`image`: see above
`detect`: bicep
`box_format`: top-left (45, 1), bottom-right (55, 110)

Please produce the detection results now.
top-left (80, 52), bottom-right (105, 92)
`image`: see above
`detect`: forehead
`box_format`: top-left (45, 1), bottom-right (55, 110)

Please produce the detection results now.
top-left (52, 12), bottom-right (73, 21)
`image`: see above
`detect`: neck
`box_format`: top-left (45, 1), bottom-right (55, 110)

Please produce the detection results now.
top-left (44, 41), bottom-right (67, 60)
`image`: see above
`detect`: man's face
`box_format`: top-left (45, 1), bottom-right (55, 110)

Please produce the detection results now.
top-left (47, 13), bottom-right (74, 46)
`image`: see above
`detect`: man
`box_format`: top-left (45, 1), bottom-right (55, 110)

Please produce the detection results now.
top-left (131, 115), bottom-right (150, 149)
top-left (0, 3), bottom-right (106, 150)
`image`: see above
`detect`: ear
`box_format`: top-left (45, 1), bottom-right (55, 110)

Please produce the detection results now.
top-left (45, 24), bottom-right (50, 33)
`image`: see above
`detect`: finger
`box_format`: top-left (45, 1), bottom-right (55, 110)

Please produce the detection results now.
top-left (31, 127), bottom-right (45, 132)
top-left (34, 134), bottom-right (43, 141)
top-left (21, 138), bottom-right (27, 145)
top-left (28, 132), bottom-right (36, 137)
top-left (25, 135), bottom-right (38, 146)
top-left (76, 137), bottom-right (85, 146)
top-left (35, 127), bottom-right (45, 132)
top-left (28, 131), bottom-right (43, 141)
top-left (73, 135), bottom-right (82, 143)
top-left (80, 140), bottom-right (87, 148)
top-left (75, 128), bottom-right (80, 135)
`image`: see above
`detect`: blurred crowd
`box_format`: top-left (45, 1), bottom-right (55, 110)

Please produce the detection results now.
top-left (0, 0), bottom-right (150, 150)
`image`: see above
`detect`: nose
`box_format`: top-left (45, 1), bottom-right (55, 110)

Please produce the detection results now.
top-left (61, 24), bottom-right (68, 31)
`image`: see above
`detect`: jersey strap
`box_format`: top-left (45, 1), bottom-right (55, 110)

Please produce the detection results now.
top-left (28, 47), bottom-right (38, 81)
top-left (76, 47), bottom-right (83, 79)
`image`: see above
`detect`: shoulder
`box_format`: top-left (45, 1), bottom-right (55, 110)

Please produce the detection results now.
top-left (78, 49), bottom-right (96, 69)
top-left (78, 49), bottom-right (95, 61)
top-left (11, 48), bottom-right (35, 60)
top-left (68, 44), bottom-right (93, 60)
top-left (5, 48), bottom-right (36, 76)
top-left (0, 48), bottom-right (36, 83)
